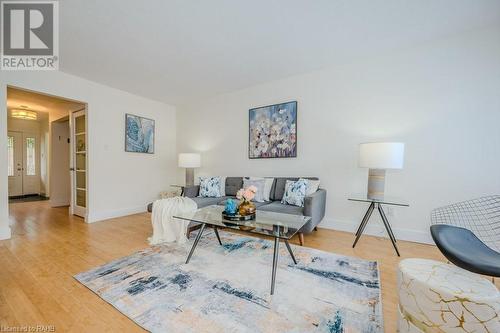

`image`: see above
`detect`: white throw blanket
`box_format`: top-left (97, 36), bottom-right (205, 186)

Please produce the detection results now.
top-left (148, 196), bottom-right (197, 245)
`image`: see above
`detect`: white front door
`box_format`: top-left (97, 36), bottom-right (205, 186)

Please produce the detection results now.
top-left (22, 132), bottom-right (40, 195)
top-left (7, 131), bottom-right (40, 196)
top-left (7, 131), bottom-right (23, 196)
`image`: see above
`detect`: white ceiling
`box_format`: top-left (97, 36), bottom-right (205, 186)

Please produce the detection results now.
top-left (7, 87), bottom-right (85, 121)
top-left (60, 0), bottom-right (500, 105)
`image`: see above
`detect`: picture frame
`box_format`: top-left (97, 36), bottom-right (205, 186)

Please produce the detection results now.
top-left (248, 101), bottom-right (297, 159)
top-left (125, 113), bottom-right (155, 154)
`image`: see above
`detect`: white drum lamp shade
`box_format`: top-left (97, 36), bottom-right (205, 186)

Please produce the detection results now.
top-left (359, 143), bottom-right (404, 199)
top-left (359, 142), bottom-right (405, 169)
top-left (178, 153), bottom-right (201, 168)
top-left (178, 153), bottom-right (201, 186)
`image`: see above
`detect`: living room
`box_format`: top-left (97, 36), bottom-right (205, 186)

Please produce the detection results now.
top-left (1, 1), bottom-right (499, 332)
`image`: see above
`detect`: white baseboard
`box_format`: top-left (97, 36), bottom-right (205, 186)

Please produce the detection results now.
top-left (319, 217), bottom-right (434, 245)
top-left (0, 224), bottom-right (11, 240)
top-left (87, 205), bottom-right (147, 224)
top-left (85, 207), bottom-right (433, 244)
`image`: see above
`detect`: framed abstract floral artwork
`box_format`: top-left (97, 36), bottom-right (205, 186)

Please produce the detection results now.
top-left (249, 101), bottom-right (297, 159)
top-left (125, 114), bottom-right (155, 154)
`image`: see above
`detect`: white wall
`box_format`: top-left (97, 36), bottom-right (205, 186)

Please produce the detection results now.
top-left (0, 71), bottom-right (177, 239)
top-left (177, 25), bottom-right (500, 244)
top-left (50, 120), bottom-right (70, 207)
top-left (7, 117), bottom-right (41, 133)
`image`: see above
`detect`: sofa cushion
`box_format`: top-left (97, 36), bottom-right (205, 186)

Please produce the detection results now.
top-left (248, 177), bottom-right (275, 201)
top-left (191, 196), bottom-right (221, 208)
top-left (220, 176), bottom-right (227, 196)
top-left (272, 177), bottom-right (319, 201)
top-left (305, 179), bottom-right (321, 196)
top-left (272, 177), bottom-right (299, 201)
top-left (199, 177), bottom-right (222, 197)
top-left (257, 201), bottom-right (304, 216)
top-left (281, 179), bottom-right (308, 207)
top-left (242, 178), bottom-right (266, 202)
top-left (225, 177), bottom-right (243, 196)
top-left (216, 197), bottom-right (237, 206)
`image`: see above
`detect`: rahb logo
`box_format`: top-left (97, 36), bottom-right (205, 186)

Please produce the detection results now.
top-left (1, 1), bottom-right (59, 70)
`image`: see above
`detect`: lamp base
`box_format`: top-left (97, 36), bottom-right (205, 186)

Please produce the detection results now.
top-left (367, 169), bottom-right (385, 200)
top-left (185, 168), bottom-right (194, 186)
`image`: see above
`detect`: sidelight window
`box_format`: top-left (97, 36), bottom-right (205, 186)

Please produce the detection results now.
top-left (26, 137), bottom-right (36, 176)
top-left (8, 136), bottom-right (14, 176)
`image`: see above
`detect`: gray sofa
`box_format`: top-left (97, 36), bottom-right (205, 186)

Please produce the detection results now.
top-left (148, 177), bottom-right (327, 245)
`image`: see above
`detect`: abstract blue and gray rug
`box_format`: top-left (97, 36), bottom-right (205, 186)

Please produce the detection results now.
top-left (75, 231), bottom-right (383, 332)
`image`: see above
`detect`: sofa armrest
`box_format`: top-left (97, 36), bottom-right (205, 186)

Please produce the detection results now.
top-left (183, 185), bottom-right (200, 198)
top-left (302, 189), bottom-right (327, 233)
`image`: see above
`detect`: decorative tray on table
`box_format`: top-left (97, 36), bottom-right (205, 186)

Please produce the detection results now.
top-left (222, 211), bottom-right (256, 222)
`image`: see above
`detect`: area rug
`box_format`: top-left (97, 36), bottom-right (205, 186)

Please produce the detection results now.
top-left (75, 231), bottom-right (383, 332)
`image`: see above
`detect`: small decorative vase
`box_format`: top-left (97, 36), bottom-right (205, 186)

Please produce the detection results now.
top-left (224, 198), bottom-right (238, 215)
top-left (238, 200), bottom-right (256, 216)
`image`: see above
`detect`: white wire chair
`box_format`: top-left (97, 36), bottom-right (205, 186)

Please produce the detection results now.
top-left (431, 195), bottom-right (500, 253)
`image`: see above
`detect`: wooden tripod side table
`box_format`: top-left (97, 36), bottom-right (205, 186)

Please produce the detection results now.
top-left (349, 195), bottom-right (409, 256)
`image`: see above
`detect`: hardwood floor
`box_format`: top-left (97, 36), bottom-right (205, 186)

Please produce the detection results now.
top-left (1, 200), bottom-right (488, 332)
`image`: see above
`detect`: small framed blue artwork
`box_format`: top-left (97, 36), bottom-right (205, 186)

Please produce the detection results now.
top-left (125, 114), bottom-right (155, 154)
top-left (249, 101), bottom-right (297, 159)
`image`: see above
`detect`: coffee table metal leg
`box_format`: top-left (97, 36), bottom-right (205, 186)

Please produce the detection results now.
top-left (185, 223), bottom-right (206, 264)
top-left (284, 240), bottom-right (297, 264)
top-left (271, 237), bottom-right (280, 295)
top-left (213, 227), bottom-right (222, 246)
top-left (352, 202), bottom-right (375, 248)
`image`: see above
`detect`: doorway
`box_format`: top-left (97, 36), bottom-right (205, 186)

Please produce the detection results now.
top-left (7, 86), bottom-right (88, 219)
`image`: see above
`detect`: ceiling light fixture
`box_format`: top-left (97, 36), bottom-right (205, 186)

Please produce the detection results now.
top-left (11, 109), bottom-right (37, 120)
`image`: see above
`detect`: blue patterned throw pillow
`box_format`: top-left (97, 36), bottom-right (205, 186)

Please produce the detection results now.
top-left (199, 177), bottom-right (222, 198)
top-left (281, 179), bottom-right (308, 207)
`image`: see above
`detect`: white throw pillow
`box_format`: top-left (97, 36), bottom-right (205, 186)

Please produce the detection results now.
top-left (198, 177), bottom-right (222, 198)
top-left (301, 178), bottom-right (320, 196)
top-left (281, 179), bottom-right (308, 207)
top-left (219, 176), bottom-right (226, 196)
top-left (249, 177), bottom-right (274, 201)
top-left (242, 178), bottom-right (266, 203)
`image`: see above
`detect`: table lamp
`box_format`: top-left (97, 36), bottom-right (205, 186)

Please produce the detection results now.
top-left (359, 142), bottom-right (404, 200)
top-left (178, 153), bottom-right (201, 186)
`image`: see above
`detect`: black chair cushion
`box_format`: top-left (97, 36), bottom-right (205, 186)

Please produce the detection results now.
top-left (430, 224), bottom-right (500, 277)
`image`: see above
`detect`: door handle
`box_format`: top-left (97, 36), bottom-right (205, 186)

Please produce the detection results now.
top-left (70, 167), bottom-right (75, 171)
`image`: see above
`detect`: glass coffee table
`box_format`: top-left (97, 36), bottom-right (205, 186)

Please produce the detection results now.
top-left (173, 205), bottom-right (311, 295)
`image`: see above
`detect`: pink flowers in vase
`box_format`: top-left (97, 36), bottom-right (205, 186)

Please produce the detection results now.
top-left (236, 185), bottom-right (257, 202)
top-left (236, 185), bottom-right (257, 216)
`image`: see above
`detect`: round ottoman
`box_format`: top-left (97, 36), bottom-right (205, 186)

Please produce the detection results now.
top-left (398, 258), bottom-right (500, 333)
